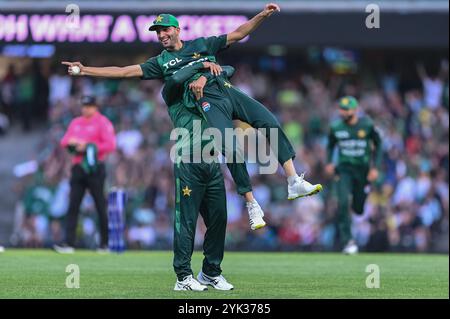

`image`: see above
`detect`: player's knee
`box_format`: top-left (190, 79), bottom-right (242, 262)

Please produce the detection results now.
top-left (218, 212), bottom-right (227, 225)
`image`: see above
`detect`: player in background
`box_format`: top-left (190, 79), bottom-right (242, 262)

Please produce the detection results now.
top-left (325, 96), bottom-right (383, 255)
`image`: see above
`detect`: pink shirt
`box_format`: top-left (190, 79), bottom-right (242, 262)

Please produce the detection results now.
top-left (61, 111), bottom-right (116, 165)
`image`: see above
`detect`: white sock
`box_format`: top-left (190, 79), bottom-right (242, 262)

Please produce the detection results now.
top-left (287, 174), bottom-right (299, 186)
top-left (246, 199), bottom-right (258, 206)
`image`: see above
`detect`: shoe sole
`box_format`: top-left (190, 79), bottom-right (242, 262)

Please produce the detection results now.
top-left (197, 276), bottom-right (234, 291)
top-left (288, 184), bottom-right (323, 200)
top-left (198, 281), bottom-right (234, 291)
top-left (174, 286), bottom-right (208, 291)
top-left (343, 250), bottom-right (359, 255)
top-left (53, 247), bottom-right (75, 254)
top-left (251, 222), bottom-right (266, 231)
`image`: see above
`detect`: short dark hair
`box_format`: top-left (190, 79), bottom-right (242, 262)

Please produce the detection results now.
top-left (81, 96), bottom-right (97, 107)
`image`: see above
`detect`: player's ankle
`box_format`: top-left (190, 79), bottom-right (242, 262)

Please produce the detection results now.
top-left (287, 174), bottom-right (299, 185)
top-left (246, 199), bottom-right (258, 207)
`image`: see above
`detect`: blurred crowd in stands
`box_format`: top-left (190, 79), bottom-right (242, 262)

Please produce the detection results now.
top-left (1, 51), bottom-right (448, 253)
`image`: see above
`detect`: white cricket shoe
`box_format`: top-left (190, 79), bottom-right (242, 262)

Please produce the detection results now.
top-left (174, 275), bottom-right (208, 291)
top-left (197, 271), bottom-right (234, 291)
top-left (53, 244), bottom-right (75, 254)
top-left (342, 240), bottom-right (359, 255)
top-left (287, 173), bottom-right (323, 200)
top-left (246, 200), bottom-right (266, 230)
top-left (0, 246), bottom-right (4, 253)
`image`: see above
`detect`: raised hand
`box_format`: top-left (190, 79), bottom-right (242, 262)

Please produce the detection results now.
top-left (262, 3), bottom-right (281, 17)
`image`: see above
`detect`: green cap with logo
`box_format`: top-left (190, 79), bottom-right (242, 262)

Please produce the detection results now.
top-left (149, 14), bottom-right (179, 31)
top-left (339, 96), bottom-right (359, 110)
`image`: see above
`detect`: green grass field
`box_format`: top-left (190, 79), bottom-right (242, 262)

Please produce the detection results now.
top-left (0, 249), bottom-right (447, 299)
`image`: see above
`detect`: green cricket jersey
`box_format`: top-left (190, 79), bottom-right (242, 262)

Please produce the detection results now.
top-left (140, 34), bottom-right (228, 90)
top-left (139, 34), bottom-right (229, 157)
top-left (327, 116), bottom-right (382, 169)
top-left (161, 63), bottom-right (234, 158)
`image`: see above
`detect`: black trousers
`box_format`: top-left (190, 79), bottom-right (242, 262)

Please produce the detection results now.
top-left (65, 163), bottom-right (108, 247)
top-left (173, 161), bottom-right (227, 281)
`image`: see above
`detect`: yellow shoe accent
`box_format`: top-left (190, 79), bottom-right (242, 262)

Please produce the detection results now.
top-left (288, 184), bottom-right (323, 200)
top-left (253, 222), bottom-right (267, 230)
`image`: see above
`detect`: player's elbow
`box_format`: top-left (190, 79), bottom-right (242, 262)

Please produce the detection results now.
top-left (121, 65), bottom-right (142, 78)
top-left (121, 68), bottom-right (134, 78)
top-left (225, 66), bottom-right (236, 77)
top-left (226, 32), bottom-right (244, 45)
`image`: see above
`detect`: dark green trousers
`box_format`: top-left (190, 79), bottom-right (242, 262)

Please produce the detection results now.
top-left (335, 164), bottom-right (369, 245)
top-left (173, 161), bottom-right (227, 281)
top-left (198, 78), bottom-right (296, 195)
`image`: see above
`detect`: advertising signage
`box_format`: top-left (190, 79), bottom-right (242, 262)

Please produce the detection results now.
top-left (0, 11), bottom-right (447, 48)
top-left (0, 14), bottom-right (249, 44)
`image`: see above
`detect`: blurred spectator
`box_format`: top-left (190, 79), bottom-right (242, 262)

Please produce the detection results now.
top-left (16, 66), bottom-right (35, 131)
top-left (10, 54), bottom-right (449, 253)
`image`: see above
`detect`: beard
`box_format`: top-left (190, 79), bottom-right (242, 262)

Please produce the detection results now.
top-left (341, 114), bottom-right (355, 123)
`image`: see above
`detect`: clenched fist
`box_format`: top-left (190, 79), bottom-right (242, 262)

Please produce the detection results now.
top-left (262, 3), bottom-right (281, 17)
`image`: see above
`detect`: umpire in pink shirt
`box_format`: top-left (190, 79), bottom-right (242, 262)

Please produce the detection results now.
top-left (54, 96), bottom-right (116, 253)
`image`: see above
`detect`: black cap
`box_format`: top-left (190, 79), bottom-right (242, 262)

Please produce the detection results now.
top-left (81, 95), bottom-right (97, 107)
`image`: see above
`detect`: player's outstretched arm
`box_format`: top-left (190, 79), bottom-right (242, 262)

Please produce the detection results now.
top-left (226, 3), bottom-right (280, 46)
top-left (61, 61), bottom-right (143, 78)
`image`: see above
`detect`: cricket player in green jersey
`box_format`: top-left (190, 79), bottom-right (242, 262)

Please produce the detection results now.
top-left (164, 63), bottom-right (237, 291)
top-left (325, 96), bottom-right (383, 255)
top-left (62, 3), bottom-right (323, 233)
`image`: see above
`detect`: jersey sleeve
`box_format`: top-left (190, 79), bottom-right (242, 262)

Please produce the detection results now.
top-left (169, 63), bottom-right (205, 85)
top-left (140, 57), bottom-right (163, 80)
top-left (326, 125), bottom-right (337, 163)
top-left (60, 119), bottom-right (76, 148)
top-left (97, 117), bottom-right (116, 155)
top-left (204, 34), bottom-right (228, 55)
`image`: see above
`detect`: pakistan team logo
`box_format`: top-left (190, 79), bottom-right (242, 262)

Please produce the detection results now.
top-left (192, 52), bottom-right (201, 59)
top-left (358, 129), bottom-right (366, 138)
top-left (182, 186), bottom-right (192, 197)
top-left (202, 101), bottom-right (211, 112)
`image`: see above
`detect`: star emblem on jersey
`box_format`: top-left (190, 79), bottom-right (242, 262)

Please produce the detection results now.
top-left (358, 129), bottom-right (366, 138)
top-left (182, 186), bottom-right (192, 197)
top-left (224, 82), bottom-right (232, 88)
top-left (155, 15), bottom-right (164, 23)
top-left (192, 52), bottom-right (201, 59)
